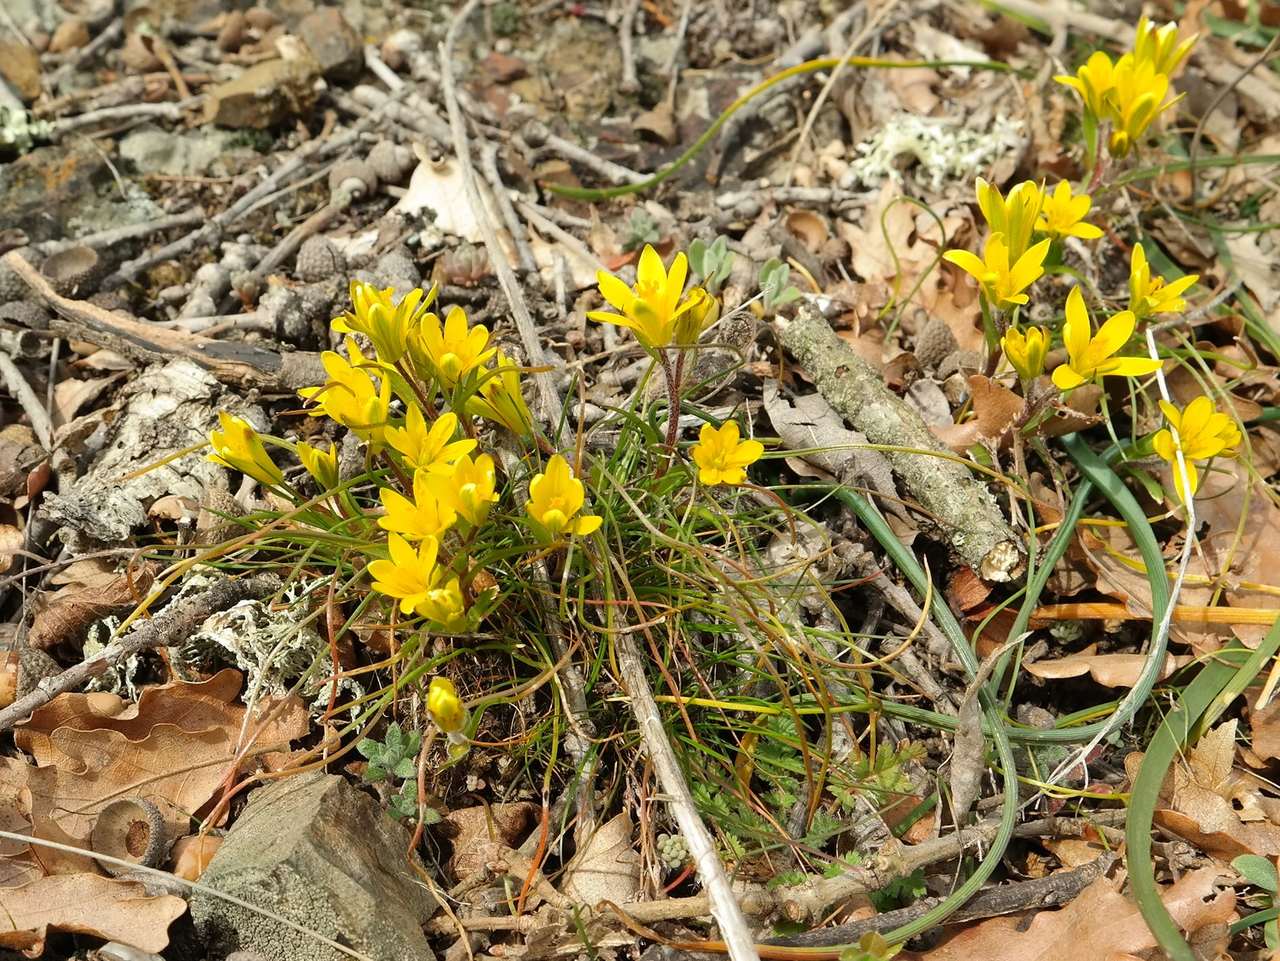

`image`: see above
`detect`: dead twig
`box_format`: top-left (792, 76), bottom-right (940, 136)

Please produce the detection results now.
top-left (34, 208), bottom-right (206, 255)
top-left (779, 305), bottom-right (1024, 582)
top-left (3, 251), bottom-right (323, 391)
top-left (0, 351), bottom-right (52, 451)
top-left (480, 142), bottom-right (538, 275)
top-left (439, 0), bottom-right (563, 428)
top-left (765, 853), bottom-right (1117, 946)
top-left (0, 574), bottom-right (280, 731)
top-left (618, 0), bottom-right (643, 93)
top-left (610, 583), bottom-right (761, 961)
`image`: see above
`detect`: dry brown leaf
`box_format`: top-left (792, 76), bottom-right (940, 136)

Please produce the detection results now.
top-left (445, 802), bottom-right (538, 881)
top-left (26, 559), bottom-right (155, 651)
top-left (1024, 649), bottom-right (1192, 687)
top-left (906, 867), bottom-right (1233, 961)
top-left (561, 811), bottom-right (641, 906)
top-left (0, 525), bottom-right (23, 575)
top-left (10, 671), bottom-right (305, 842)
top-left (967, 375), bottom-right (1024, 439)
top-left (1126, 722), bottom-right (1280, 858)
top-left (0, 873), bottom-right (185, 955)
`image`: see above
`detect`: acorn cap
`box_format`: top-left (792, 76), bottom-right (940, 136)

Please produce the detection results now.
top-left (327, 160), bottom-right (378, 202)
top-left (367, 140), bottom-right (415, 185)
top-left (91, 798), bottom-right (167, 876)
top-left (40, 245), bottom-right (106, 298)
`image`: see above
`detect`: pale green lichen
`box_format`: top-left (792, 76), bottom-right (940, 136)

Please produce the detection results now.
top-left (0, 107), bottom-right (51, 154)
top-left (847, 113), bottom-right (1025, 191)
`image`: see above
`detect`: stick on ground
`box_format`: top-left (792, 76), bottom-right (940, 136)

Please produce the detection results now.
top-left (779, 305), bottom-right (1024, 582)
top-left (0, 574), bottom-right (280, 731)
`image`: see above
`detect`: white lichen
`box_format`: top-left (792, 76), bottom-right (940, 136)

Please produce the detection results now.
top-left (0, 108), bottom-right (51, 154)
top-left (846, 113), bottom-right (1025, 191)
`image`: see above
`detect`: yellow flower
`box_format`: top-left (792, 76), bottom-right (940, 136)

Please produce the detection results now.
top-left (1052, 287), bottom-right (1162, 390)
top-left (467, 350), bottom-right (533, 436)
top-left (1133, 16), bottom-right (1196, 77)
top-left (298, 340), bottom-right (393, 451)
top-left (943, 234), bottom-right (1051, 310)
top-left (1001, 325), bottom-right (1049, 382)
top-left (1106, 54), bottom-right (1176, 158)
top-left (378, 470), bottom-right (456, 540)
top-left (588, 244), bottom-right (701, 349)
top-left (525, 454), bottom-right (602, 540)
top-left (415, 305), bottom-right (496, 386)
top-left (367, 533), bottom-right (468, 629)
top-left (386, 407), bottom-right (476, 474)
top-left (333, 281), bottom-right (436, 364)
top-left (428, 452), bottom-right (499, 529)
top-left (1128, 243), bottom-right (1198, 321)
top-left (1055, 50), bottom-right (1116, 124)
top-left (976, 179), bottom-right (1042, 262)
top-left (208, 412), bottom-right (286, 488)
top-left (427, 676), bottom-right (467, 734)
top-left (691, 421), bottom-right (764, 486)
top-left (1152, 395), bottom-right (1241, 500)
top-left (297, 440), bottom-right (339, 490)
top-left (672, 286), bottom-right (720, 346)
top-left (1035, 181), bottom-right (1103, 241)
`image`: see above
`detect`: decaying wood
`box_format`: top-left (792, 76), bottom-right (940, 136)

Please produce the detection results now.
top-left (779, 305), bottom-right (1024, 582)
top-left (2, 251), bottom-right (324, 393)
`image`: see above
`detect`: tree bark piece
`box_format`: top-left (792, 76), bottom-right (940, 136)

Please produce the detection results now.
top-left (779, 306), bottom-right (1024, 582)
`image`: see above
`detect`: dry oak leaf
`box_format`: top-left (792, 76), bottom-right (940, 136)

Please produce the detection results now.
top-left (0, 873), bottom-right (185, 956)
top-left (1125, 722), bottom-right (1280, 859)
top-left (906, 866), bottom-right (1234, 961)
top-left (11, 670), bottom-right (306, 839)
top-left (561, 811), bottom-right (641, 906)
top-left (1024, 646), bottom-right (1192, 688)
top-left (26, 559), bottom-right (155, 651)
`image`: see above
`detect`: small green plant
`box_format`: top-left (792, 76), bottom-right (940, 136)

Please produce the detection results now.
top-left (490, 1), bottom-right (521, 36)
top-left (688, 236), bottom-right (734, 294)
top-left (622, 209), bottom-right (661, 252)
top-left (357, 722), bottom-right (437, 822)
top-left (759, 257), bottom-right (801, 312)
top-left (1232, 855), bottom-right (1280, 950)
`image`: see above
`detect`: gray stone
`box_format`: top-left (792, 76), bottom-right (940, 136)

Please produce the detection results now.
top-left (190, 772), bottom-right (438, 961)
top-left (119, 126), bottom-right (242, 178)
top-left (298, 7), bottom-right (363, 81)
top-left (0, 140), bottom-right (109, 242)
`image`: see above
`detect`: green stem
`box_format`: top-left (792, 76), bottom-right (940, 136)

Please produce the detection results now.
top-left (545, 57), bottom-right (1012, 202)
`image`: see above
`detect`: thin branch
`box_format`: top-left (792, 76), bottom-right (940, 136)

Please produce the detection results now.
top-left (0, 574), bottom-right (280, 731)
top-left (439, 1), bottom-right (563, 428)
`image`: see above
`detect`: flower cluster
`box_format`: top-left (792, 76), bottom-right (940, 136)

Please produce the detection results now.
top-left (1056, 17), bottom-right (1195, 160)
top-left (205, 258), bottom-right (768, 738)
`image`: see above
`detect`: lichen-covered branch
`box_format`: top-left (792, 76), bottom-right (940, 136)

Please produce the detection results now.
top-left (779, 306), bottom-right (1023, 582)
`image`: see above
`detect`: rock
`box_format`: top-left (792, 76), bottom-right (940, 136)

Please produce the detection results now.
top-left (298, 7), bottom-right (362, 81)
top-left (0, 140), bottom-right (110, 242)
top-left (204, 58), bottom-right (319, 129)
top-left (259, 284), bottom-right (312, 344)
top-left (0, 248), bottom-right (41, 303)
top-left (189, 772), bottom-right (438, 961)
top-left (0, 41), bottom-right (42, 103)
top-left (120, 126), bottom-right (241, 177)
top-left (48, 17), bottom-right (90, 53)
